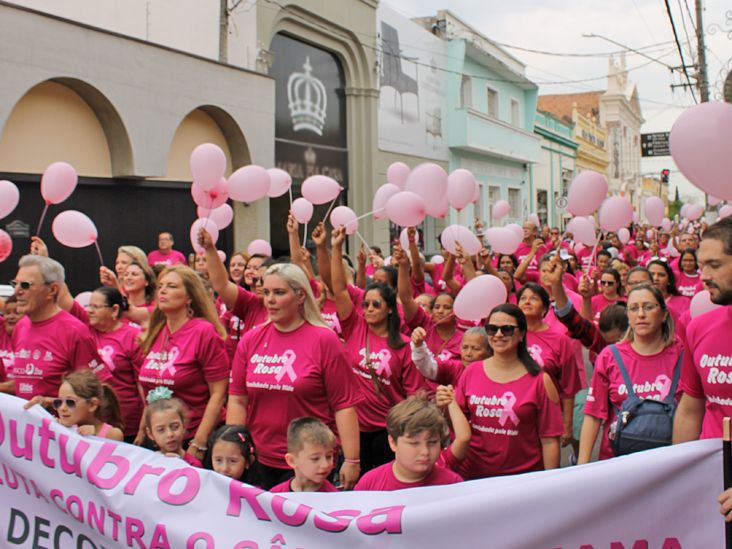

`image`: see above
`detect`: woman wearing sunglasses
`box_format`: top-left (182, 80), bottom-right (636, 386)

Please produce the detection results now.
top-left (454, 304), bottom-right (563, 479)
top-left (647, 259), bottom-right (689, 327)
top-left (590, 268), bottom-right (623, 321)
top-left (331, 227), bottom-right (425, 474)
top-left (578, 283), bottom-right (683, 463)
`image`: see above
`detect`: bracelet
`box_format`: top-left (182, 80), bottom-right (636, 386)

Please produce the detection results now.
top-left (189, 441), bottom-right (207, 452)
top-left (344, 458), bottom-right (360, 464)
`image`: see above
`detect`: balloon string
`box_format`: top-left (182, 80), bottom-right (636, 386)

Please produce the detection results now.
top-left (94, 241), bottom-right (105, 267)
top-left (584, 233), bottom-right (602, 276)
top-left (302, 222), bottom-right (308, 248)
top-left (36, 204), bottom-right (49, 236)
top-left (356, 209), bottom-right (378, 221)
top-left (356, 231), bottom-right (370, 254)
top-left (288, 186), bottom-right (293, 208)
top-left (321, 198), bottom-right (338, 226)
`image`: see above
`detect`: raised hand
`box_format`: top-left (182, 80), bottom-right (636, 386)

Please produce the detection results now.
top-left (411, 326), bottom-right (427, 347)
top-left (392, 244), bottom-right (408, 267)
top-left (197, 227), bottom-right (215, 251)
top-left (286, 213), bottom-right (298, 234)
top-left (435, 385), bottom-right (455, 409)
top-left (30, 236), bottom-right (48, 257)
top-left (331, 226), bottom-right (345, 248)
top-left (311, 223), bottom-right (326, 247)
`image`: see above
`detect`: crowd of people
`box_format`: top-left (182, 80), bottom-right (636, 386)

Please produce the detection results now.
top-left (1, 211), bottom-right (731, 509)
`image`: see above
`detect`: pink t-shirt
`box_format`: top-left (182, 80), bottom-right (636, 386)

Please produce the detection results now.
top-left (230, 287), bottom-right (268, 336)
top-left (270, 479), bottom-right (338, 493)
top-left (229, 322), bottom-right (362, 469)
top-left (138, 318), bottom-right (229, 437)
top-left (11, 311), bottom-right (109, 400)
top-left (680, 305), bottom-right (732, 439)
top-left (526, 329), bottom-right (582, 399)
top-left (515, 242), bottom-right (547, 272)
top-left (340, 309), bottom-right (425, 431)
top-left (434, 357), bottom-right (467, 387)
top-left (407, 305), bottom-right (464, 362)
top-left (591, 294), bottom-right (620, 321)
top-left (674, 271), bottom-right (703, 298)
top-left (91, 324), bottom-right (144, 438)
top-left (584, 339), bottom-right (684, 460)
top-left (354, 461), bottom-right (462, 490)
top-left (666, 295), bottom-right (690, 326)
top-left (320, 299), bottom-right (343, 337)
top-left (455, 362), bottom-right (563, 480)
top-left (0, 320), bottom-right (13, 383)
top-left (147, 249), bottom-right (187, 266)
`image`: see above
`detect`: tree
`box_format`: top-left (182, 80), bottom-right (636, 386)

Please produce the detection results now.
top-left (668, 186), bottom-right (683, 220)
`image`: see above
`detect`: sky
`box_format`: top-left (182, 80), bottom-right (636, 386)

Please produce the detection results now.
top-left (384, 0), bottom-right (732, 203)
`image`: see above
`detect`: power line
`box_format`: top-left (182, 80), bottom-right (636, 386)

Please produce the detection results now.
top-left (676, 0), bottom-right (697, 63)
top-left (664, 0), bottom-right (699, 102)
top-left (493, 39), bottom-right (676, 58)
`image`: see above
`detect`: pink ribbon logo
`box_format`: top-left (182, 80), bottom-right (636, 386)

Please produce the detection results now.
top-left (498, 391), bottom-right (519, 427)
top-left (655, 374), bottom-right (672, 400)
top-left (99, 345), bottom-right (115, 371)
top-left (375, 349), bottom-right (392, 378)
top-left (275, 350), bottom-right (298, 383)
top-left (160, 347), bottom-right (179, 377)
top-left (527, 344), bottom-right (544, 367)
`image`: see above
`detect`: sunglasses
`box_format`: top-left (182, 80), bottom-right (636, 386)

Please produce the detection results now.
top-left (485, 324), bottom-right (518, 337)
top-left (10, 280), bottom-right (47, 290)
top-left (250, 277), bottom-right (262, 286)
top-left (599, 280), bottom-right (616, 286)
top-left (361, 299), bottom-right (383, 309)
top-left (52, 397), bottom-right (82, 410)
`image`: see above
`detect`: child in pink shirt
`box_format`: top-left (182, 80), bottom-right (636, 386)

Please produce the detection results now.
top-left (355, 395), bottom-right (463, 490)
top-left (144, 390), bottom-right (202, 467)
top-left (270, 417), bottom-right (339, 493)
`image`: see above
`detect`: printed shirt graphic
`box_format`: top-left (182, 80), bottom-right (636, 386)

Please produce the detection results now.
top-left (526, 329), bottom-right (582, 399)
top-left (680, 305), bottom-right (732, 438)
top-left (92, 323), bottom-right (144, 438)
top-left (138, 318), bottom-right (228, 437)
top-left (455, 362), bottom-right (563, 480)
top-left (340, 309), bottom-right (425, 431)
top-left (11, 311), bottom-right (109, 400)
top-left (230, 287), bottom-right (269, 338)
top-left (674, 271), bottom-right (703, 298)
top-left (229, 322), bottom-right (362, 468)
top-left (585, 339), bottom-right (684, 459)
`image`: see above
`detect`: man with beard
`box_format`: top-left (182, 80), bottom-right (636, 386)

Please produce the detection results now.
top-left (673, 217), bottom-right (732, 443)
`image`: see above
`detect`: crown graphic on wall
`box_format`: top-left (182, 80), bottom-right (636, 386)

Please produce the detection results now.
top-left (287, 57), bottom-right (327, 136)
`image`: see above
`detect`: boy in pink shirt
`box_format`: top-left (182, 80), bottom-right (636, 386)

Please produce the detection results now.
top-left (270, 417), bottom-right (339, 493)
top-left (355, 395), bottom-right (463, 490)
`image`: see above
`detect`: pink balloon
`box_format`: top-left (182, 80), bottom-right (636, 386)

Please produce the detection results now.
top-left (430, 254), bottom-right (445, 265)
top-left (528, 213), bottom-right (541, 229)
top-left (644, 196), bottom-right (665, 227)
top-left (670, 101), bottom-right (732, 201)
top-left (291, 198), bottom-right (314, 224)
top-left (217, 250), bottom-right (227, 263)
top-left (454, 275), bottom-right (508, 321)
top-left (247, 239), bottom-right (272, 257)
top-left (471, 183), bottom-right (480, 204)
top-left (680, 204), bottom-right (690, 219)
top-left (385, 191), bottom-right (426, 227)
top-left (632, 212), bottom-right (640, 224)
top-left (404, 163), bottom-right (448, 217)
top-left (372, 183), bottom-right (401, 220)
top-left (433, 193), bottom-right (450, 218)
top-left (386, 162), bottom-right (411, 190)
top-left (599, 196), bottom-right (633, 232)
top-left (441, 225), bottom-right (481, 255)
top-left (0, 229), bottom-right (11, 262)
top-left (661, 218), bottom-right (672, 232)
top-left (52, 210), bottom-right (98, 248)
top-left (399, 228), bottom-right (420, 251)
top-left (301, 175), bottom-right (342, 205)
top-left (646, 229), bottom-right (655, 240)
top-left (484, 227), bottom-right (521, 255)
top-left (690, 290), bottom-right (721, 319)
top-left (505, 223), bottom-right (523, 241)
top-left (0, 180), bottom-right (19, 219)
top-left (617, 227), bottom-right (630, 244)
top-left (190, 143), bottom-right (227, 191)
top-left (567, 171), bottom-right (608, 215)
top-left (191, 179), bottom-right (229, 210)
top-left (330, 206), bottom-right (358, 235)
top-left (228, 165), bottom-right (271, 203)
top-left (41, 162), bottom-right (78, 205)
top-left (447, 169), bottom-right (477, 211)
top-left (190, 218), bottom-right (219, 254)
top-left (708, 195), bottom-right (722, 207)
top-left (567, 217), bottom-right (596, 247)
top-left (267, 168), bottom-right (292, 198)
top-left (197, 203), bottom-right (233, 230)
top-left (492, 200), bottom-right (511, 221)
top-left (686, 204), bottom-right (704, 221)
top-left (719, 204), bottom-right (732, 219)
top-left (74, 291), bottom-right (92, 308)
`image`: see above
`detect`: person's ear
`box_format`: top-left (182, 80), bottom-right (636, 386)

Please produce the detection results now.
top-left (387, 435), bottom-right (398, 453)
top-left (284, 452), bottom-right (297, 469)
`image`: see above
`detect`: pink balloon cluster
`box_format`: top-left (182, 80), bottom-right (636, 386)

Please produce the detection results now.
top-left (190, 144), bottom-right (227, 191)
top-left (197, 204), bottom-right (233, 230)
top-left (190, 218), bottom-right (219, 254)
top-left (405, 163), bottom-right (448, 217)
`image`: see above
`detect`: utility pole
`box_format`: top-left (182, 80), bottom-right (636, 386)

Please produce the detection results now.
top-left (219, 0), bottom-right (228, 63)
top-left (695, 0), bottom-right (710, 102)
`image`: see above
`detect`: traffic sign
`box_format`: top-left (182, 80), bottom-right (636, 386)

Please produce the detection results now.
top-left (640, 132), bottom-right (670, 157)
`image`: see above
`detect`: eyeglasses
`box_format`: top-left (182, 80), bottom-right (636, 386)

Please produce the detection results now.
top-left (485, 324), bottom-right (518, 337)
top-left (85, 304), bottom-right (112, 311)
top-left (599, 280), bottom-right (616, 286)
top-left (52, 397), bottom-right (83, 410)
top-left (362, 299), bottom-right (383, 309)
top-left (10, 280), bottom-right (47, 290)
top-left (250, 277), bottom-right (262, 287)
top-left (627, 303), bottom-right (661, 314)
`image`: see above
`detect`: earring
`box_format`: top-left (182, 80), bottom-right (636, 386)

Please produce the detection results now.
top-left (187, 302), bottom-right (194, 318)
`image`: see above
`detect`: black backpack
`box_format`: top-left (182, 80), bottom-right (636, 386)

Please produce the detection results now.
top-left (608, 344), bottom-right (682, 457)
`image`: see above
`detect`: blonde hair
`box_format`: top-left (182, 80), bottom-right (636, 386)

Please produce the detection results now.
top-left (263, 263), bottom-right (329, 329)
top-left (287, 417), bottom-right (336, 454)
top-left (118, 246), bottom-right (149, 269)
top-left (143, 397), bottom-right (188, 432)
top-left (622, 283), bottom-right (675, 347)
top-left (141, 265), bottom-right (226, 353)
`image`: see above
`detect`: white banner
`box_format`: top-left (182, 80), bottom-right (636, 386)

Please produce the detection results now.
top-left (0, 393), bottom-right (725, 548)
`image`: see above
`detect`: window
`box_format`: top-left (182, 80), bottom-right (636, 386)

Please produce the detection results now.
top-left (537, 190), bottom-right (548, 225)
top-left (488, 185), bottom-right (500, 223)
top-left (487, 87), bottom-right (498, 118)
top-left (508, 188), bottom-right (521, 218)
top-left (510, 98), bottom-right (520, 126)
top-left (460, 76), bottom-right (472, 108)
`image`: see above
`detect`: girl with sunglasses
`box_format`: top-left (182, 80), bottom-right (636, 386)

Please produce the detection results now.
top-left (331, 227), bottom-right (425, 475)
top-left (647, 259), bottom-right (690, 328)
top-left (590, 268), bottom-right (623, 321)
top-left (454, 304), bottom-right (563, 479)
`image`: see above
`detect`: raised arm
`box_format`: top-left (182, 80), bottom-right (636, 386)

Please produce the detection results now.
top-left (329, 227), bottom-right (354, 320)
top-left (407, 227), bottom-right (425, 285)
top-left (578, 275), bottom-right (594, 322)
top-left (394, 244), bottom-right (418, 322)
top-left (514, 238), bottom-right (543, 282)
top-left (454, 243), bottom-right (476, 282)
top-left (436, 384), bottom-right (470, 462)
top-left (287, 213), bottom-right (304, 271)
top-left (312, 223), bottom-right (332, 293)
top-left (441, 253), bottom-right (461, 295)
top-left (198, 227), bottom-right (238, 308)
top-left (356, 244), bottom-right (368, 290)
